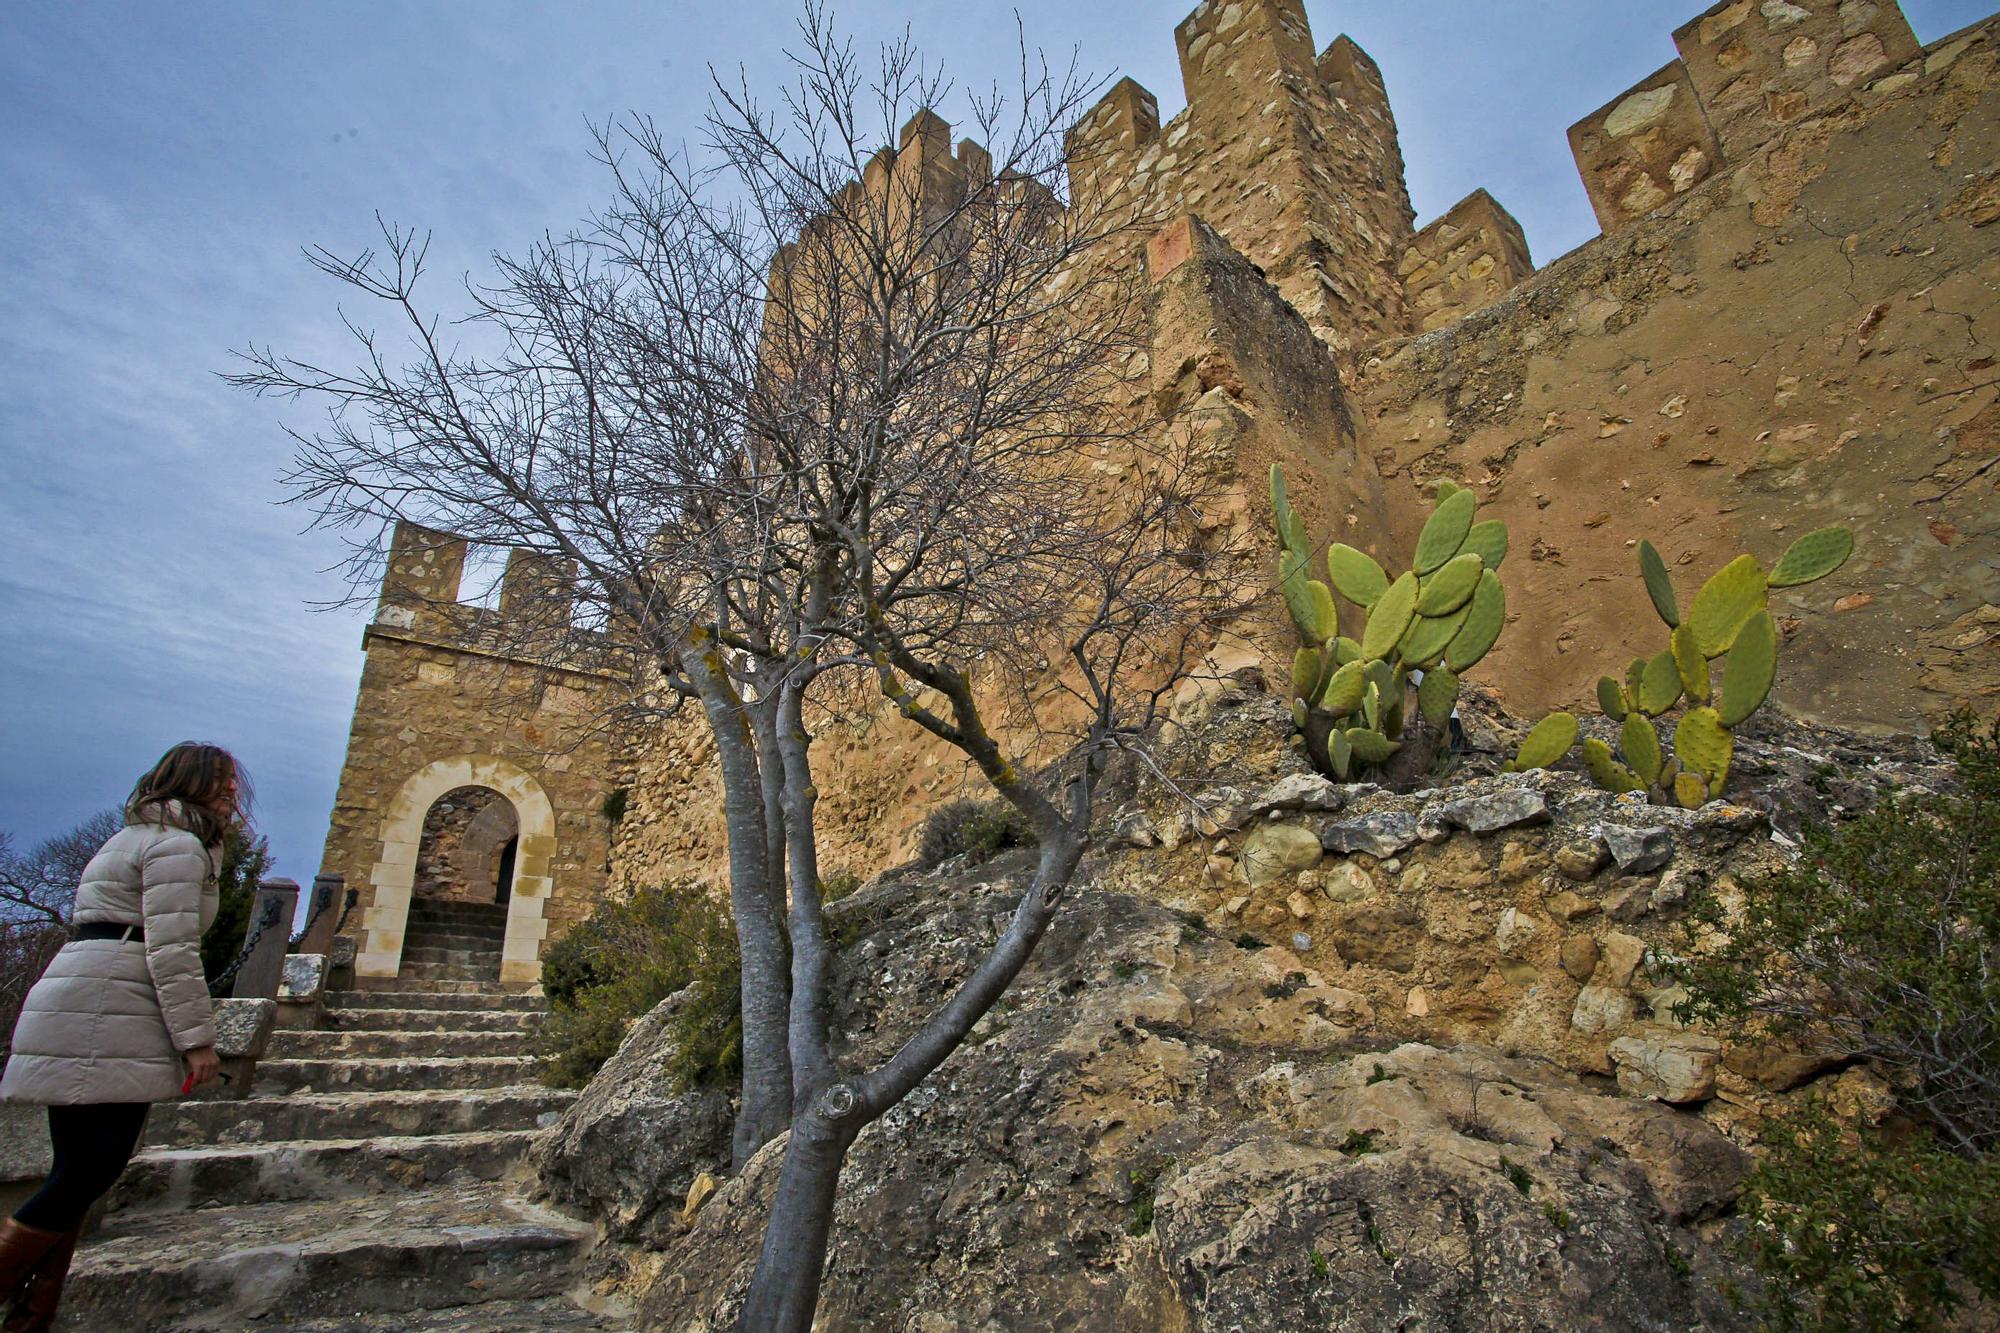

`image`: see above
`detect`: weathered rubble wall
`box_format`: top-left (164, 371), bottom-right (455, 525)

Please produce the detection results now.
top-left (1351, 15), bottom-right (2000, 728)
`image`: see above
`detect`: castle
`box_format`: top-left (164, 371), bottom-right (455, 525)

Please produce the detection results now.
top-left (316, 0), bottom-right (1999, 985)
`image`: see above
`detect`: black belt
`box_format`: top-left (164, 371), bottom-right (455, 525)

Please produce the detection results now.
top-left (74, 923), bottom-right (142, 943)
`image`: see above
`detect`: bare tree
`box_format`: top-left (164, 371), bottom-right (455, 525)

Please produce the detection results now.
top-left (232, 8), bottom-right (1245, 1325)
top-left (0, 809), bottom-right (121, 928)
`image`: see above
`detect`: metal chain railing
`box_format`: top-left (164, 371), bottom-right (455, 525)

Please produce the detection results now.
top-left (207, 895), bottom-right (282, 997)
top-left (289, 878), bottom-right (340, 950)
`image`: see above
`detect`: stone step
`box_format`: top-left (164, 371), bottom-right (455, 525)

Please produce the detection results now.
top-left (325, 1006), bottom-right (540, 1033)
top-left (146, 1087), bottom-right (574, 1148)
top-left (404, 921), bottom-right (508, 942)
top-left (327, 988), bottom-right (544, 1012)
top-left (269, 1028), bottom-right (534, 1060)
top-left (243, 1295), bottom-right (623, 1331)
top-left (62, 1184), bottom-right (593, 1330)
top-left (344, 977), bottom-right (527, 997)
top-left (405, 903), bottom-right (511, 927)
top-left (109, 1130), bottom-right (539, 1215)
top-left (398, 960), bottom-right (503, 983)
top-left (254, 1056), bottom-right (540, 1095)
top-left (401, 942), bottom-right (504, 964)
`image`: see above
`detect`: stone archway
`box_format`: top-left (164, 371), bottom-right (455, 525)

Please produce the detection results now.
top-left (355, 754), bottom-right (558, 986)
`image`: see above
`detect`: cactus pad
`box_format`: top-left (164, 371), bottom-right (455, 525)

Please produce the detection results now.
top-left (1269, 465), bottom-right (1308, 557)
top-left (1414, 488), bottom-right (1477, 574)
top-left (1321, 659), bottom-right (1368, 715)
top-left (1445, 570), bottom-right (1506, 672)
top-left (1291, 647), bottom-right (1323, 702)
top-left (1361, 571), bottom-right (1419, 660)
top-left (1432, 478), bottom-right (1462, 501)
top-left (1329, 727), bottom-right (1353, 780)
top-left (1583, 738), bottom-right (1643, 794)
top-left (1718, 609), bottom-right (1778, 726)
top-left (1621, 713), bottom-right (1664, 786)
top-left (1690, 555), bottom-right (1770, 657)
top-left (1417, 552), bottom-right (1484, 615)
top-left (1291, 699), bottom-right (1308, 730)
top-left (1418, 666), bottom-right (1460, 728)
top-left (1400, 601), bottom-right (1472, 667)
top-left (1513, 712), bottom-right (1579, 770)
top-left (1674, 771), bottom-right (1708, 808)
top-left (1674, 707), bottom-right (1734, 791)
top-left (1326, 544), bottom-right (1390, 607)
top-left (1334, 636), bottom-right (1364, 665)
top-left (1626, 657), bottom-right (1649, 706)
top-left (1670, 624), bottom-right (1710, 704)
top-left (1597, 675), bottom-right (1629, 721)
top-left (1345, 727), bottom-right (1399, 765)
top-left (1638, 540), bottom-right (1679, 628)
top-left (1639, 649), bottom-right (1683, 716)
top-left (1768, 525), bottom-right (1854, 588)
top-left (1460, 520), bottom-right (1508, 572)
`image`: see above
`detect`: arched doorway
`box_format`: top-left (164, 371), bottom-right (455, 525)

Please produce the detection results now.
top-left (413, 786), bottom-right (520, 905)
top-left (354, 755), bottom-right (558, 986)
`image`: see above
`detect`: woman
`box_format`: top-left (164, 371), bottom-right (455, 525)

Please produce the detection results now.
top-left (0, 743), bottom-right (246, 1330)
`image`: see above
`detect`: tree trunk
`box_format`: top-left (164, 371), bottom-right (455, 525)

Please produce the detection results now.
top-left (734, 1092), bottom-right (860, 1333)
top-left (777, 684), bottom-right (833, 1100)
top-left (684, 648), bottom-right (794, 1166)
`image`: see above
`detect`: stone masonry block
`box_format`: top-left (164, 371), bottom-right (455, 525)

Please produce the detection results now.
top-left (1672, 0), bottom-right (1919, 161)
top-left (1568, 60), bottom-right (1722, 234)
top-left (213, 998), bottom-right (278, 1061)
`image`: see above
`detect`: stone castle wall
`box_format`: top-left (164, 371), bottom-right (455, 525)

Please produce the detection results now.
top-left (611, 0), bottom-right (1999, 894)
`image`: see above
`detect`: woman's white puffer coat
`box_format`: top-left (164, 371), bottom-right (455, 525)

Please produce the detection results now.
top-left (1, 802), bottom-right (220, 1104)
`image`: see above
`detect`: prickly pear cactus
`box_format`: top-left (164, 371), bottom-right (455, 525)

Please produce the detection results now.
top-left (1505, 712), bottom-right (1577, 772)
top-left (1270, 465), bottom-right (1511, 782)
top-left (1521, 524), bottom-right (1854, 807)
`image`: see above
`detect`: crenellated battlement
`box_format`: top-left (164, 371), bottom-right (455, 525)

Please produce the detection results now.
top-left (374, 519), bottom-right (582, 652)
top-left (1570, 0), bottom-right (1925, 235)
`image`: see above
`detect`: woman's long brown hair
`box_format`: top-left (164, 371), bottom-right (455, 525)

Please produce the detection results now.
top-left (125, 742), bottom-right (252, 849)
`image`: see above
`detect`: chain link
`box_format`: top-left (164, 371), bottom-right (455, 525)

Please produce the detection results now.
top-left (207, 895), bottom-right (283, 997)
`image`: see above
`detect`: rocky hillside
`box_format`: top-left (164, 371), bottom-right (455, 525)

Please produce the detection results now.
top-left (536, 674), bottom-right (1958, 1329)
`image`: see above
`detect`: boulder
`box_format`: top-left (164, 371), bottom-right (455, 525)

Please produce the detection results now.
top-left (1595, 931), bottom-right (1648, 990)
top-left (1559, 935), bottom-right (1601, 982)
top-left (1317, 812), bottom-right (1420, 859)
top-left (1553, 835), bottom-right (1610, 881)
top-left (625, 873), bottom-right (1753, 1331)
top-left (1240, 823), bottom-right (1322, 886)
top-left (1610, 1033), bottom-right (1723, 1103)
top-left (1320, 862), bottom-right (1375, 903)
top-left (1571, 985), bottom-right (1637, 1035)
top-left (1419, 787), bottom-right (1552, 837)
top-left (1601, 824), bottom-right (1674, 874)
top-left (533, 988), bottom-right (733, 1246)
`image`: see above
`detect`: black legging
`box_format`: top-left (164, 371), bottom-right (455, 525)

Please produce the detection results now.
top-left (13, 1103), bottom-right (150, 1232)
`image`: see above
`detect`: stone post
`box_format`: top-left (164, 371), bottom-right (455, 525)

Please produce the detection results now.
top-left (297, 873), bottom-right (346, 956)
top-left (230, 877), bottom-right (299, 1002)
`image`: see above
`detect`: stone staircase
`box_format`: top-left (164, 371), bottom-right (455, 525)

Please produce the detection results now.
top-left (58, 900), bottom-right (625, 1331)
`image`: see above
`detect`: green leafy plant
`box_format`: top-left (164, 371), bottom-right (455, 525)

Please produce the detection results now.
top-left (1506, 528), bottom-right (1853, 804)
top-left (1671, 711), bottom-right (1999, 1327)
top-left (201, 829), bottom-right (269, 984)
top-left (535, 881), bottom-right (740, 1091)
top-left (599, 786), bottom-right (630, 823)
top-left (1272, 467), bottom-right (1508, 780)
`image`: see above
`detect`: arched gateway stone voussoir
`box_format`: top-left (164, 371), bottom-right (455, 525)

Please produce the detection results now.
top-left (357, 754), bottom-right (558, 986)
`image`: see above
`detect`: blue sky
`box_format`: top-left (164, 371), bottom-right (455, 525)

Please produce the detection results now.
top-left (2, 0), bottom-right (1990, 885)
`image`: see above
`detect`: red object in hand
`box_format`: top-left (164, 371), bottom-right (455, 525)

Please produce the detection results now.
top-left (181, 1072), bottom-right (197, 1096)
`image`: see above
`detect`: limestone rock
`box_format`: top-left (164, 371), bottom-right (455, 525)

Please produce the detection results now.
top-left (1420, 787), bottom-right (1552, 838)
top-left (1494, 907), bottom-right (1541, 956)
top-left (1723, 1040), bottom-right (1847, 1092)
top-left (532, 988), bottom-right (733, 1246)
top-left (1610, 1033), bottom-right (1723, 1103)
top-left (1545, 888), bottom-right (1599, 922)
top-left (1553, 835), bottom-right (1610, 881)
top-left (680, 1171), bottom-right (719, 1225)
top-left (1286, 891), bottom-right (1315, 921)
top-left (1595, 931), bottom-right (1648, 989)
top-left (631, 882), bottom-right (1753, 1331)
top-left (1601, 824), bottom-right (1674, 873)
top-left (1240, 823), bottom-right (1323, 886)
top-left (1571, 985), bottom-right (1637, 1035)
top-left (1320, 862), bottom-right (1375, 903)
top-left (1560, 935), bottom-right (1601, 982)
top-left (1317, 811), bottom-right (1420, 859)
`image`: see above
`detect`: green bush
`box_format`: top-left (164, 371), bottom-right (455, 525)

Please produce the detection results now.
top-left (1735, 1107), bottom-right (1999, 1332)
top-left (1675, 709), bottom-right (2000, 1327)
top-left (913, 798), bottom-right (1037, 870)
top-left (534, 881), bottom-right (740, 1092)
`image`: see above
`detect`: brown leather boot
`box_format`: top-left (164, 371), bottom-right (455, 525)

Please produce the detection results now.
top-left (0, 1221), bottom-right (61, 1310)
top-left (3, 1226), bottom-right (77, 1333)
